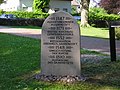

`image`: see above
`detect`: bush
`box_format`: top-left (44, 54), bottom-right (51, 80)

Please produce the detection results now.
top-left (89, 8), bottom-right (120, 27)
top-left (0, 18), bottom-right (45, 27)
top-left (0, 9), bottom-right (5, 15)
top-left (4, 11), bottom-right (49, 19)
top-left (115, 28), bottom-right (120, 40)
top-left (89, 7), bottom-right (107, 15)
top-left (71, 6), bottom-right (80, 16)
top-left (89, 8), bottom-right (120, 21)
top-left (88, 20), bottom-right (109, 27)
top-left (0, 11), bottom-right (48, 26)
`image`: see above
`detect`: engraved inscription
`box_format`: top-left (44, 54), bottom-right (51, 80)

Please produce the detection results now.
top-left (41, 11), bottom-right (81, 76)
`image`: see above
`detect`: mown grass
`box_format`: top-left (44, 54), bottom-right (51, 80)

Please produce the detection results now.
top-left (81, 27), bottom-right (109, 39)
top-left (0, 33), bottom-right (120, 90)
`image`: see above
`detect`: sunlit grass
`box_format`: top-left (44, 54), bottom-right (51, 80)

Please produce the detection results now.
top-left (0, 33), bottom-right (120, 90)
top-left (81, 27), bottom-right (109, 39)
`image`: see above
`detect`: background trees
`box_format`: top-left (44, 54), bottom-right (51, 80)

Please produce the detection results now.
top-left (0, 0), bottom-right (3, 4)
top-left (100, 0), bottom-right (120, 14)
top-left (33, 0), bottom-right (50, 13)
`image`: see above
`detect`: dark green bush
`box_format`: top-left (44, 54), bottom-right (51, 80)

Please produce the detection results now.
top-left (0, 11), bottom-right (48, 26)
top-left (115, 28), bottom-right (120, 40)
top-left (0, 18), bottom-right (45, 27)
top-left (0, 9), bottom-right (5, 15)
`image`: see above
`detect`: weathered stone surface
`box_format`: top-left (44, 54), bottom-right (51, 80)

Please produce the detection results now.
top-left (41, 11), bottom-right (81, 76)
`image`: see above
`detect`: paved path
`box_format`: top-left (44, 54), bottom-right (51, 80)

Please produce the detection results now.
top-left (0, 26), bottom-right (41, 39)
top-left (81, 36), bottom-right (120, 55)
top-left (0, 26), bottom-right (120, 56)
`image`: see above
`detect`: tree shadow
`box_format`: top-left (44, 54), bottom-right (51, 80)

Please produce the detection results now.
top-left (82, 59), bottom-right (120, 88)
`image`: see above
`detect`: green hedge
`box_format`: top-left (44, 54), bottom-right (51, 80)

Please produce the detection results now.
top-left (89, 14), bottom-right (120, 21)
top-left (89, 8), bottom-right (120, 27)
top-left (89, 8), bottom-right (120, 21)
top-left (0, 11), bottom-right (49, 19)
top-left (0, 11), bottom-right (47, 26)
top-left (0, 18), bottom-right (45, 27)
top-left (89, 14), bottom-right (120, 27)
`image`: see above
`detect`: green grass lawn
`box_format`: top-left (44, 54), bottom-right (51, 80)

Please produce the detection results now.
top-left (81, 27), bottom-right (109, 39)
top-left (0, 33), bottom-right (120, 90)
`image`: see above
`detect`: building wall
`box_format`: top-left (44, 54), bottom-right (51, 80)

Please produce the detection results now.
top-left (0, 0), bottom-right (33, 12)
top-left (49, 0), bottom-right (71, 14)
top-left (0, 0), bottom-right (72, 13)
top-left (0, 0), bottom-right (20, 11)
top-left (20, 0), bottom-right (33, 11)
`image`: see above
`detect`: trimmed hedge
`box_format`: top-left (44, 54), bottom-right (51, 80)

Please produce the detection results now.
top-left (89, 14), bottom-right (120, 27)
top-left (89, 8), bottom-right (120, 27)
top-left (89, 14), bottom-right (120, 21)
top-left (0, 11), bottom-right (48, 27)
top-left (0, 11), bottom-right (49, 19)
top-left (0, 18), bottom-right (45, 27)
top-left (88, 20), bottom-right (109, 27)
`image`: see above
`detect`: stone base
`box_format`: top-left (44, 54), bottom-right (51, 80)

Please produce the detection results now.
top-left (34, 74), bottom-right (86, 83)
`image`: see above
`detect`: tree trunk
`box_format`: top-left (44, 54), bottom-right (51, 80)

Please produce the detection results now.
top-left (80, 0), bottom-right (90, 27)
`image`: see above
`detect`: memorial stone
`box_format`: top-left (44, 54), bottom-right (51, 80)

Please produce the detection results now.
top-left (41, 11), bottom-right (81, 76)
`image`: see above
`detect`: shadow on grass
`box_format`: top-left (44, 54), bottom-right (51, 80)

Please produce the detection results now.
top-left (82, 59), bottom-right (120, 88)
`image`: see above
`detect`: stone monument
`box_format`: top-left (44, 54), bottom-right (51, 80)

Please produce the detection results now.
top-left (41, 11), bottom-right (81, 77)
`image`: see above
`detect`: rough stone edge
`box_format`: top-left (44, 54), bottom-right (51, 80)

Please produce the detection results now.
top-left (33, 74), bottom-right (86, 83)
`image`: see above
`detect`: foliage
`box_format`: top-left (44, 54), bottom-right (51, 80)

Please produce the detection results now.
top-left (0, 18), bottom-right (44, 27)
top-left (71, 6), bottom-right (79, 15)
top-left (100, 0), bottom-right (120, 14)
top-left (0, 9), bottom-right (4, 14)
top-left (4, 11), bottom-right (49, 19)
top-left (89, 7), bottom-right (120, 27)
top-left (0, 11), bottom-right (47, 26)
top-left (89, 7), bottom-right (107, 15)
top-left (115, 28), bottom-right (120, 40)
top-left (0, 0), bottom-right (3, 4)
top-left (89, 13), bottom-right (120, 21)
top-left (33, 0), bottom-right (50, 13)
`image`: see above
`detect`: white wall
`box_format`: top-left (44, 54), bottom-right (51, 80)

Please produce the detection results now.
top-left (0, 0), bottom-right (20, 11)
top-left (49, 0), bottom-right (71, 14)
top-left (20, 0), bottom-right (33, 11)
top-left (0, 0), bottom-right (33, 11)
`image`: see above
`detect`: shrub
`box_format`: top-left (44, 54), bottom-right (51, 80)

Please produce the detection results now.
top-left (115, 28), bottom-right (120, 40)
top-left (0, 11), bottom-right (48, 26)
top-left (71, 6), bottom-right (80, 16)
top-left (0, 18), bottom-right (45, 27)
top-left (89, 8), bottom-right (120, 21)
top-left (0, 9), bottom-right (5, 15)
top-left (33, 0), bottom-right (50, 13)
top-left (89, 7), bottom-right (107, 15)
top-left (5, 11), bottom-right (49, 19)
top-left (89, 7), bottom-right (120, 27)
